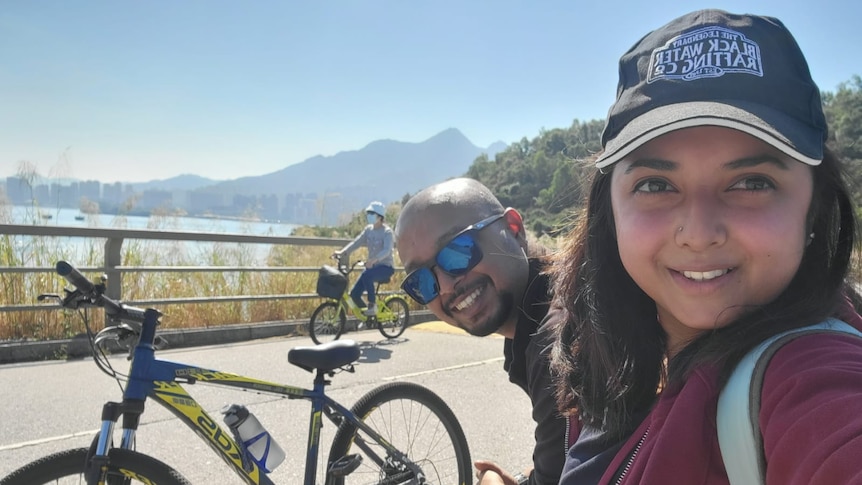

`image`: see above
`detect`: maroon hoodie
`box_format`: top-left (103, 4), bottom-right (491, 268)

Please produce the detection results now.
top-left (586, 310), bottom-right (862, 485)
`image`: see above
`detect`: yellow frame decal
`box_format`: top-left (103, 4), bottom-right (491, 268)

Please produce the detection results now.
top-left (151, 381), bottom-right (263, 483)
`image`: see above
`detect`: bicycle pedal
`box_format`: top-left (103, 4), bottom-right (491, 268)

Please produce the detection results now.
top-left (329, 453), bottom-right (363, 477)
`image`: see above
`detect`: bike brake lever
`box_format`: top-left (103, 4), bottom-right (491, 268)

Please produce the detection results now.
top-left (59, 288), bottom-right (91, 310)
top-left (94, 326), bottom-right (137, 352)
top-left (37, 293), bottom-right (61, 302)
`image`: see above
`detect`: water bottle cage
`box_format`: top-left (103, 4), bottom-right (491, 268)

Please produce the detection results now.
top-left (228, 426), bottom-right (256, 473)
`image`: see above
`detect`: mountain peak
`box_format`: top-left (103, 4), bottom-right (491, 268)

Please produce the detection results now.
top-left (206, 128), bottom-right (488, 224)
top-left (426, 128), bottom-right (470, 143)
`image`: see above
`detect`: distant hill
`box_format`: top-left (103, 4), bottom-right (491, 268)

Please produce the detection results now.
top-left (2, 128), bottom-right (507, 225)
top-left (129, 174), bottom-right (222, 192)
top-left (200, 128), bottom-right (504, 203)
top-left (485, 141), bottom-right (508, 156)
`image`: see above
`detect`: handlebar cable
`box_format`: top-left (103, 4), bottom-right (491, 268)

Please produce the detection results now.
top-left (76, 303), bottom-right (128, 393)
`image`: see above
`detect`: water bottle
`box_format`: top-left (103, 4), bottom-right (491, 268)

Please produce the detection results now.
top-left (221, 404), bottom-right (285, 472)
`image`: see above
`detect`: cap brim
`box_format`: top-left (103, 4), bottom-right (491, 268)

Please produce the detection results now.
top-left (595, 101), bottom-right (824, 169)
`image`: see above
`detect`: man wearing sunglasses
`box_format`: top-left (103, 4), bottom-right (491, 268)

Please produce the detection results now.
top-left (396, 178), bottom-right (571, 485)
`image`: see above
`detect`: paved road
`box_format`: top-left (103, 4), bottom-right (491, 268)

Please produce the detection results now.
top-left (0, 322), bottom-right (536, 483)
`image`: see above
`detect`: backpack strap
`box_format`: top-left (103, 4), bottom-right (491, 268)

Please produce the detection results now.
top-left (717, 318), bottom-right (862, 485)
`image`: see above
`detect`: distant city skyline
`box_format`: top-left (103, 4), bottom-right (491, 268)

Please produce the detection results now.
top-left (2, 0), bottom-right (860, 183)
top-left (3, 175), bottom-right (344, 225)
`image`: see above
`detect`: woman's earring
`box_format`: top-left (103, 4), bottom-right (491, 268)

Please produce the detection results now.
top-left (807, 232), bottom-right (815, 246)
top-left (678, 226), bottom-right (684, 233)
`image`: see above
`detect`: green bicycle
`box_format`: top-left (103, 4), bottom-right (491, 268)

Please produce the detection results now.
top-left (309, 259), bottom-right (409, 345)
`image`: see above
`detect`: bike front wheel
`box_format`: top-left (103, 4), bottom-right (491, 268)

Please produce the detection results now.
top-left (0, 447), bottom-right (190, 485)
top-left (310, 301), bottom-right (346, 345)
top-left (377, 296), bottom-right (409, 339)
top-left (326, 381), bottom-right (472, 485)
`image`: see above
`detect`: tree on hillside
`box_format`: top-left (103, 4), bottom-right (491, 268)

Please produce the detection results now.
top-left (823, 75), bottom-right (862, 209)
top-left (824, 76), bottom-right (862, 160)
top-left (466, 119), bottom-right (604, 234)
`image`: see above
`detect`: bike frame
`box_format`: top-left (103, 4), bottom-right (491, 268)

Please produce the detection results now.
top-left (96, 309), bottom-right (410, 485)
top-left (330, 261), bottom-right (403, 323)
top-left (337, 290), bottom-right (400, 322)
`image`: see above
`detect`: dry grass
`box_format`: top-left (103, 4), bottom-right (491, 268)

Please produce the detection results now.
top-left (0, 209), bottom-right (408, 341)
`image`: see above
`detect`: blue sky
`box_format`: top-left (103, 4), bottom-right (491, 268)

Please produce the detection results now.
top-left (2, 0), bottom-right (860, 183)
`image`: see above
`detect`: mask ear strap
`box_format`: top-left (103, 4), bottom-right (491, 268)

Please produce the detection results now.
top-left (503, 208), bottom-right (524, 237)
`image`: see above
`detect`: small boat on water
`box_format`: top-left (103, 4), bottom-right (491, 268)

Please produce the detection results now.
top-left (74, 215), bottom-right (85, 221)
top-left (40, 213), bottom-right (53, 220)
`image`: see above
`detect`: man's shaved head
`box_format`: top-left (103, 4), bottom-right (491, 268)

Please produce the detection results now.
top-left (396, 178), bottom-right (504, 241)
top-left (396, 178), bottom-right (529, 337)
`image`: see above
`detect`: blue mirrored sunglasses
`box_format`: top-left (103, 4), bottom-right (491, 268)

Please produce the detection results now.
top-left (401, 212), bottom-right (506, 305)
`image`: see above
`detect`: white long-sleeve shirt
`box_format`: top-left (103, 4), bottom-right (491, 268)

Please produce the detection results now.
top-left (339, 224), bottom-right (394, 268)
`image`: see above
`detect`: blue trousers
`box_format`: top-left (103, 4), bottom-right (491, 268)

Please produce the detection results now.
top-left (350, 265), bottom-right (395, 307)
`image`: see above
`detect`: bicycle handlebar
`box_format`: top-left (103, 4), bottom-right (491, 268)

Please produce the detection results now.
top-left (331, 255), bottom-right (365, 275)
top-left (56, 260), bottom-right (95, 294)
top-left (54, 260), bottom-right (147, 324)
top-left (47, 261), bottom-right (166, 373)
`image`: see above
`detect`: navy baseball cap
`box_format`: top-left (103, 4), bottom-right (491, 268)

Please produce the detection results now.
top-left (596, 9), bottom-right (827, 169)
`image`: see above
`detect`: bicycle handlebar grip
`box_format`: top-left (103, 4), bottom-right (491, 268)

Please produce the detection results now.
top-left (56, 261), bottom-right (95, 293)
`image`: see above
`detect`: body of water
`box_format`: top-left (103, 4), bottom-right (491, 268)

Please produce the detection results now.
top-left (4, 205), bottom-right (301, 265)
top-left (8, 205), bottom-right (297, 236)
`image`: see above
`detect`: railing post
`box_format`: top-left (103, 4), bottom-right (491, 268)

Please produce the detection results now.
top-left (104, 237), bottom-right (124, 304)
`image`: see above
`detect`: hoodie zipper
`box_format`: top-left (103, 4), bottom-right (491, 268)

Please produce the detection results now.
top-left (613, 426), bottom-right (650, 485)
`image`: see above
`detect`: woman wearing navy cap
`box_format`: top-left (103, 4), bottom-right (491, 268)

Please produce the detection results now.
top-left (549, 9), bottom-right (862, 485)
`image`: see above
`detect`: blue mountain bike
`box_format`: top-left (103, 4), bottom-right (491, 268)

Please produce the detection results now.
top-left (1, 261), bottom-right (472, 485)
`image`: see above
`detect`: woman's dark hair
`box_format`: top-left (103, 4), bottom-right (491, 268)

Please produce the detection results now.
top-left (549, 146), bottom-right (858, 439)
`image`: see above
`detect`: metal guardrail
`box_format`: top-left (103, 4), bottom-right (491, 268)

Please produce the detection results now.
top-left (0, 223), bottom-right (404, 315)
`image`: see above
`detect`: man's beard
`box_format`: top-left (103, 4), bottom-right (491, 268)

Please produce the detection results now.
top-left (457, 289), bottom-right (515, 337)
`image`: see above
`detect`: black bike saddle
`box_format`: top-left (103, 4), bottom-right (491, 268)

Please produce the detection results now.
top-left (288, 339), bottom-right (360, 372)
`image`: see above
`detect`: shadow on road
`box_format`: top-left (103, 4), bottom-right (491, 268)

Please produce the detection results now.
top-left (357, 337), bottom-right (409, 363)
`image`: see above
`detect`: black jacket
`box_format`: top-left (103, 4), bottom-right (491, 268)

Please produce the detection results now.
top-left (503, 258), bottom-right (567, 485)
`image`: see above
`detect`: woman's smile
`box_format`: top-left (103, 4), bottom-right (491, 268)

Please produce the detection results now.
top-left (668, 266), bottom-right (736, 297)
top-left (680, 268), bottom-right (730, 281)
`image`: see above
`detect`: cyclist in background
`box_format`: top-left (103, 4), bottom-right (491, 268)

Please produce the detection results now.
top-left (334, 201), bottom-right (395, 317)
